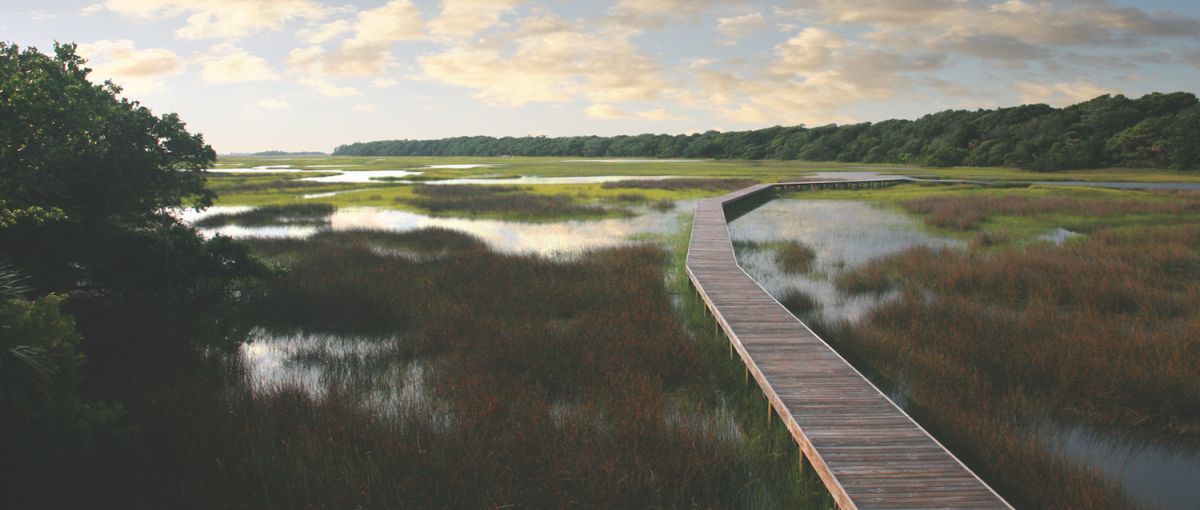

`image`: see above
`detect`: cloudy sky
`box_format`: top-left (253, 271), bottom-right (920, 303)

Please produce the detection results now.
top-left (4, 1), bottom-right (1199, 153)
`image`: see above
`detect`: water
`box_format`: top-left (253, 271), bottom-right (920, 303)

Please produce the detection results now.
top-left (239, 328), bottom-right (441, 421)
top-left (727, 199), bottom-right (961, 323)
top-left (1048, 422), bottom-right (1200, 510)
top-left (299, 170), bottom-right (424, 183)
top-left (730, 195), bottom-right (1200, 509)
top-left (184, 203), bottom-right (692, 256)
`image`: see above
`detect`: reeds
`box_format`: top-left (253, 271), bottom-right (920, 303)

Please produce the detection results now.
top-left (902, 193), bottom-right (1200, 230)
top-left (67, 228), bottom-right (782, 507)
top-left (194, 203), bottom-right (334, 227)
top-left (405, 184), bottom-right (612, 219)
top-left (830, 224), bottom-right (1200, 508)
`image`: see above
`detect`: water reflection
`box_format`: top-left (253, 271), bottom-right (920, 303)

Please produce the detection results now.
top-left (1048, 421), bottom-right (1200, 510)
top-left (186, 203), bottom-right (691, 256)
top-left (727, 199), bottom-right (961, 323)
top-left (239, 328), bottom-right (439, 420)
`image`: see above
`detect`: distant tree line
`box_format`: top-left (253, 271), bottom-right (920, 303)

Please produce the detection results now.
top-left (335, 92), bottom-right (1200, 171)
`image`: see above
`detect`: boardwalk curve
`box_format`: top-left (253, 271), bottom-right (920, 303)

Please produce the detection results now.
top-left (686, 179), bottom-right (1012, 509)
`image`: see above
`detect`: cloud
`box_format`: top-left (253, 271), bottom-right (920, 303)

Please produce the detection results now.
top-left (613, 0), bottom-right (722, 28)
top-left (352, 103), bottom-right (377, 112)
top-left (95, 0), bottom-right (331, 40)
top-left (371, 78), bottom-right (398, 88)
top-left (716, 13), bottom-right (768, 43)
top-left (287, 0), bottom-right (424, 80)
top-left (257, 98), bottom-right (290, 109)
top-left (1016, 80), bottom-right (1117, 107)
top-left (419, 14), bottom-right (671, 106)
top-left (347, 0), bottom-right (424, 45)
top-left (791, 0), bottom-right (1200, 62)
top-left (297, 19), bottom-right (352, 44)
top-left (298, 76), bottom-right (358, 97)
top-left (198, 44), bottom-right (277, 82)
top-left (584, 104), bottom-right (689, 121)
top-left (771, 27), bottom-right (846, 73)
top-left (76, 39), bottom-right (185, 94)
top-left (429, 0), bottom-right (522, 38)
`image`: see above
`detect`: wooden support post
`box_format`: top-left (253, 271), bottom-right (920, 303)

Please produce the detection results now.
top-left (767, 400), bottom-right (773, 425)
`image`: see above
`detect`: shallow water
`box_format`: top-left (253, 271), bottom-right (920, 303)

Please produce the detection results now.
top-left (238, 328), bottom-right (438, 420)
top-left (727, 199), bottom-right (961, 323)
top-left (185, 203), bottom-right (691, 256)
top-left (1048, 422), bottom-right (1200, 510)
top-left (731, 196), bottom-right (1200, 509)
top-left (300, 170), bottom-right (424, 183)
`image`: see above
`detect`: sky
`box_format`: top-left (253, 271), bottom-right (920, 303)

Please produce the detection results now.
top-left (3, 0), bottom-right (1200, 153)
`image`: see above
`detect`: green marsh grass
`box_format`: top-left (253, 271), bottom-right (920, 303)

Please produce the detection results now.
top-left (403, 184), bottom-right (620, 221)
top-left (193, 203), bottom-right (334, 227)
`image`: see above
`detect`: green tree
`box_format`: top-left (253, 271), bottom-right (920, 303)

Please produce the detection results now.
top-left (0, 42), bottom-right (263, 294)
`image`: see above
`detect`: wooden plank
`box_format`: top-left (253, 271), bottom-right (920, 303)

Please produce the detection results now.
top-left (685, 179), bottom-right (1012, 509)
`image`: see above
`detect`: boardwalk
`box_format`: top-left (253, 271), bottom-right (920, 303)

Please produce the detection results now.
top-left (686, 180), bottom-right (1012, 509)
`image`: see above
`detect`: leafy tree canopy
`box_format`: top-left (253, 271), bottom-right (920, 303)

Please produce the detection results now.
top-left (336, 92), bottom-right (1200, 171)
top-left (0, 42), bottom-right (262, 294)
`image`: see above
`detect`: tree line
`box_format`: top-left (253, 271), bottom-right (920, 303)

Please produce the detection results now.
top-left (335, 92), bottom-right (1200, 171)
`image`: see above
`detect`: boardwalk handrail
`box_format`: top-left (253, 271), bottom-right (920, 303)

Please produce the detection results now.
top-left (686, 179), bottom-right (1012, 509)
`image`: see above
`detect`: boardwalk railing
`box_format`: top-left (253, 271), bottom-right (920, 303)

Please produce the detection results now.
top-left (686, 179), bottom-right (1012, 509)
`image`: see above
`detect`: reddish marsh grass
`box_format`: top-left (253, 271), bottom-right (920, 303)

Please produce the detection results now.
top-left (68, 228), bottom-right (772, 508)
top-left (903, 193), bottom-right (1200, 230)
top-left (830, 225), bottom-right (1200, 508)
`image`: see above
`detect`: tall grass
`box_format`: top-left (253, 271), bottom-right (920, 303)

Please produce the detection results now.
top-left (193, 203), bottom-right (334, 227)
top-left (903, 193), bottom-right (1200, 230)
top-left (66, 227), bottom-right (835, 507)
top-left (828, 224), bottom-right (1200, 508)
top-left (404, 184), bottom-right (615, 220)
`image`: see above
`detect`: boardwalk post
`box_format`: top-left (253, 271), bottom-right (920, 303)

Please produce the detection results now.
top-left (686, 178), bottom-right (1013, 510)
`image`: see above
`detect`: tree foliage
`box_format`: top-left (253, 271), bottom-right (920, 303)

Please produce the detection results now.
top-left (0, 42), bottom-right (264, 294)
top-left (335, 93), bottom-right (1200, 171)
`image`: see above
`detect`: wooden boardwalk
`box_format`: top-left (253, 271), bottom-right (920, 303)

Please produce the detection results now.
top-left (686, 179), bottom-right (1012, 509)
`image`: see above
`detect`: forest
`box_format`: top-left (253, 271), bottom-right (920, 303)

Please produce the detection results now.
top-left (335, 92), bottom-right (1200, 171)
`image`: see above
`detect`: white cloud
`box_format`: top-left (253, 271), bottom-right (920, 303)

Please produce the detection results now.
top-left (419, 14), bottom-right (671, 106)
top-left (286, 0), bottom-right (424, 80)
top-left (298, 76), bottom-right (358, 97)
top-left (76, 39), bottom-right (185, 94)
top-left (371, 78), bottom-right (398, 88)
top-left (352, 103), bottom-right (377, 112)
top-left (717, 13), bottom-right (768, 42)
top-left (197, 44), bottom-right (277, 82)
top-left (1016, 80), bottom-right (1117, 107)
top-left (95, 0), bottom-right (332, 40)
top-left (771, 27), bottom-right (847, 73)
top-left (584, 104), bottom-right (688, 121)
top-left (80, 3), bottom-right (104, 16)
top-left (297, 19), bottom-right (352, 44)
top-left (257, 98), bottom-right (290, 109)
top-left (429, 0), bottom-right (521, 37)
